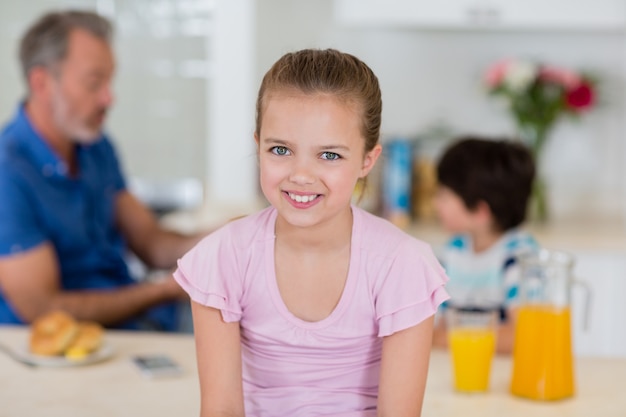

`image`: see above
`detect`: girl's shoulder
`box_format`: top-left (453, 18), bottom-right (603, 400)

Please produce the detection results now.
top-left (355, 206), bottom-right (408, 242)
top-left (353, 206), bottom-right (436, 259)
top-left (194, 206), bottom-right (276, 251)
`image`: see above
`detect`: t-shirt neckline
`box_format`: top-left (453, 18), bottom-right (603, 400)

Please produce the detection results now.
top-left (264, 206), bottom-right (362, 330)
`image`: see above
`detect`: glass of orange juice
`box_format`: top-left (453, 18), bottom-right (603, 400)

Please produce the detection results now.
top-left (446, 305), bottom-right (498, 393)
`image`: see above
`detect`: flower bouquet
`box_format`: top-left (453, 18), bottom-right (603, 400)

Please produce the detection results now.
top-left (484, 59), bottom-right (596, 221)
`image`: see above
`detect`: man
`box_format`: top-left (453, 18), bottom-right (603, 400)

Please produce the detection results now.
top-left (0, 10), bottom-right (205, 330)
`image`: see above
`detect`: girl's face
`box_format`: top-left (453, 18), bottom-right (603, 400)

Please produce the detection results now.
top-left (433, 185), bottom-right (475, 234)
top-left (255, 92), bottom-right (381, 231)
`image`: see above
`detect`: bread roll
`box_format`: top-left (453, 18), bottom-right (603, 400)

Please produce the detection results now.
top-left (29, 310), bottom-right (79, 356)
top-left (66, 321), bottom-right (104, 353)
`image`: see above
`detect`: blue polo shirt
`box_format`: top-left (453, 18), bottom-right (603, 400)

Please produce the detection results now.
top-left (0, 104), bottom-right (175, 329)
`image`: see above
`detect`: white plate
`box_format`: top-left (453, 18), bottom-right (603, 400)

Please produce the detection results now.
top-left (13, 342), bottom-right (115, 367)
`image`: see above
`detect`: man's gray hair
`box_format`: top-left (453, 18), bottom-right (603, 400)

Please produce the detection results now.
top-left (19, 10), bottom-right (112, 79)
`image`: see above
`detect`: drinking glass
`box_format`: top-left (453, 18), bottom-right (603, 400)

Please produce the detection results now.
top-left (446, 305), bottom-right (498, 393)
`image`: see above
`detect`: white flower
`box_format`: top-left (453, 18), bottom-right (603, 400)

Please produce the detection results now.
top-left (503, 60), bottom-right (538, 93)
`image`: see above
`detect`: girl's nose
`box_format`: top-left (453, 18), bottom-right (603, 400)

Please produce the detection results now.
top-left (289, 159), bottom-right (316, 185)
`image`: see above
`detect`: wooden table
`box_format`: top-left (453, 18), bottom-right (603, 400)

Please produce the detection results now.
top-left (1, 325), bottom-right (624, 416)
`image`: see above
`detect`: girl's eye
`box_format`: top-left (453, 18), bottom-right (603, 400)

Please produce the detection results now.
top-left (321, 151), bottom-right (340, 161)
top-left (271, 146), bottom-right (290, 156)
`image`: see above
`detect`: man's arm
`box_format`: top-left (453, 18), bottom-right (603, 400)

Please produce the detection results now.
top-left (0, 242), bottom-right (184, 325)
top-left (115, 190), bottom-right (207, 270)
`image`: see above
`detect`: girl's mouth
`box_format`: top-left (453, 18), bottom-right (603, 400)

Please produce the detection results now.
top-left (285, 192), bottom-right (320, 204)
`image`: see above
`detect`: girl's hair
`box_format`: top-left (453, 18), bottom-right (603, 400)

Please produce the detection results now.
top-left (19, 10), bottom-right (112, 81)
top-left (255, 48), bottom-right (382, 154)
top-left (437, 137), bottom-right (535, 231)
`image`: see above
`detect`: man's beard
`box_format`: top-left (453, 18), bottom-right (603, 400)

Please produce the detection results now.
top-left (51, 91), bottom-right (105, 144)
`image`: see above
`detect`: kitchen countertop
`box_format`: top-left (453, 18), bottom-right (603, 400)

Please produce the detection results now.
top-left (425, 348), bottom-right (625, 416)
top-left (163, 203), bottom-right (626, 253)
top-left (408, 215), bottom-right (626, 253)
top-left (1, 325), bottom-right (624, 416)
top-left (0, 325), bottom-right (200, 417)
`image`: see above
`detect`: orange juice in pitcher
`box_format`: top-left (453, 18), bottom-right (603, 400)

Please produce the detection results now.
top-left (511, 305), bottom-right (574, 400)
top-left (510, 250), bottom-right (589, 401)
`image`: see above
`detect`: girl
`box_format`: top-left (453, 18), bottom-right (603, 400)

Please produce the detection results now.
top-left (174, 49), bottom-right (449, 417)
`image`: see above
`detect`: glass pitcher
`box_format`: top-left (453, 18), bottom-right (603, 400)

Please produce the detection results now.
top-left (510, 249), bottom-right (590, 401)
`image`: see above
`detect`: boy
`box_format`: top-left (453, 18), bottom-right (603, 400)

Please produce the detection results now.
top-left (432, 136), bottom-right (537, 354)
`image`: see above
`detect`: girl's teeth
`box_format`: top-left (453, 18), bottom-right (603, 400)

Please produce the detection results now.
top-left (289, 193), bottom-right (317, 203)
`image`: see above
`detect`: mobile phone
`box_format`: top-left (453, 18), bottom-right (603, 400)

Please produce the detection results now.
top-left (132, 355), bottom-right (183, 378)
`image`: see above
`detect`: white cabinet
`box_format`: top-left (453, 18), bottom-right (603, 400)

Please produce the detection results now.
top-left (333, 0), bottom-right (626, 30)
top-left (493, 0), bottom-right (626, 30)
top-left (334, 0), bottom-right (481, 28)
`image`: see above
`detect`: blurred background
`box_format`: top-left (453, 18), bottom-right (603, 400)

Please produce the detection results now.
top-left (0, 0), bottom-right (623, 220)
top-left (0, 0), bottom-right (625, 356)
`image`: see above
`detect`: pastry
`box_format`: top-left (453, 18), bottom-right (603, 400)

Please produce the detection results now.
top-left (29, 310), bottom-right (79, 356)
top-left (64, 321), bottom-right (104, 359)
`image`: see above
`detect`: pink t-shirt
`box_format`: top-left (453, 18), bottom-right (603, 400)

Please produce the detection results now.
top-left (174, 206), bottom-right (449, 417)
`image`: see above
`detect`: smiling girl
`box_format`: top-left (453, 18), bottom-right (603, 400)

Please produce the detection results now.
top-left (174, 49), bottom-right (449, 417)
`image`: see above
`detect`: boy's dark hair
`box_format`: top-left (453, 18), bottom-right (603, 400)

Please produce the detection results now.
top-left (436, 136), bottom-right (535, 231)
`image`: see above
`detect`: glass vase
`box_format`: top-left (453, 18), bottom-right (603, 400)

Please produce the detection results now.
top-left (516, 122), bottom-right (551, 223)
top-left (530, 174), bottom-right (549, 223)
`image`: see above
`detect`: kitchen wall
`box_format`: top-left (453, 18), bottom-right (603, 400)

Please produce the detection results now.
top-left (255, 0), bottom-right (626, 223)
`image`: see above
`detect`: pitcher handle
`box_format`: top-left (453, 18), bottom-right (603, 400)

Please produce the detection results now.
top-left (573, 277), bottom-right (592, 331)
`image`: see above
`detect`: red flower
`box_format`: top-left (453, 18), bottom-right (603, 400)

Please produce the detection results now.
top-left (566, 82), bottom-right (594, 111)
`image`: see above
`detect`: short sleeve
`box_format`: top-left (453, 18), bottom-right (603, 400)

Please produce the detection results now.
top-left (375, 238), bottom-right (450, 337)
top-left (0, 170), bottom-right (46, 256)
top-left (503, 233), bottom-right (539, 306)
top-left (173, 226), bottom-right (244, 322)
